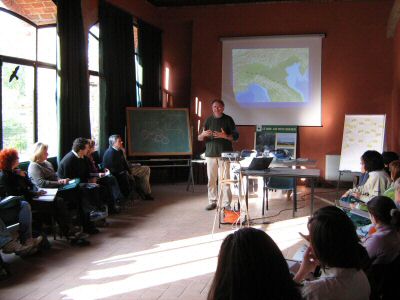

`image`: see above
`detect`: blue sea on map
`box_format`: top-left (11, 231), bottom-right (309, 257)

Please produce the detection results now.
top-left (285, 63), bottom-right (309, 102)
top-left (236, 83), bottom-right (271, 104)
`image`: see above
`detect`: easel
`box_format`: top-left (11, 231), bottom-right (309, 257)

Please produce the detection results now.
top-left (336, 170), bottom-right (351, 198)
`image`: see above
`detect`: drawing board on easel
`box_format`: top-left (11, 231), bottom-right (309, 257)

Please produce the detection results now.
top-left (339, 115), bottom-right (386, 173)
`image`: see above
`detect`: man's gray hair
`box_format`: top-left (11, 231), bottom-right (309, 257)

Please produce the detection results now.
top-left (109, 134), bottom-right (121, 147)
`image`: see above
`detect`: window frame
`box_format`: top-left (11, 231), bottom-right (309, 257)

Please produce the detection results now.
top-left (88, 23), bottom-right (100, 145)
top-left (0, 7), bottom-right (57, 152)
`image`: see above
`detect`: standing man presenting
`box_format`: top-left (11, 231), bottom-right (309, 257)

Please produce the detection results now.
top-left (198, 99), bottom-right (239, 211)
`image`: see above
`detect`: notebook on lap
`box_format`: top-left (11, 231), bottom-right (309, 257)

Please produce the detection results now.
top-left (242, 157), bottom-right (273, 171)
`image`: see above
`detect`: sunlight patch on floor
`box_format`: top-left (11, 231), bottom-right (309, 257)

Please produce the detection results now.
top-left (60, 219), bottom-right (308, 300)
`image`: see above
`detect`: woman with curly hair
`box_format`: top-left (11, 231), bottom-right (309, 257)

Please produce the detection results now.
top-left (0, 148), bottom-right (42, 249)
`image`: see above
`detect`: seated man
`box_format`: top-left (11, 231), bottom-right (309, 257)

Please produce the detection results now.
top-left (58, 138), bottom-right (106, 234)
top-left (85, 139), bottom-right (123, 213)
top-left (103, 134), bottom-right (154, 200)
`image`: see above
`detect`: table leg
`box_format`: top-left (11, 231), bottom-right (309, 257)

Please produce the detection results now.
top-left (310, 178), bottom-right (315, 215)
top-left (262, 177), bottom-right (265, 216)
top-left (186, 161), bottom-right (194, 192)
top-left (293, 177), bottom-right (297, 218)
top-left (246, 175), bottom-right (249, 211)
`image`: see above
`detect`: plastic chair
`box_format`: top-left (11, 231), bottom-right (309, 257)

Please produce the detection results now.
top-left (262, 177), bottom-right (294, 215)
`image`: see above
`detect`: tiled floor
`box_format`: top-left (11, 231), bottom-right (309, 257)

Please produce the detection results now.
top-left (0, 183), bottom-right (340, 299)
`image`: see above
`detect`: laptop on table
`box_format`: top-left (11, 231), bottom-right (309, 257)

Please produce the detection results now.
top-left (241, 157), bottom-right (273, 171)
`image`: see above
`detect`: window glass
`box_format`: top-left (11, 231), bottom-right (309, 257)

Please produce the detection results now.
top-left (89, 24), bottom-right (99, 38)
top-left (37, 67), bottom-right (58, 157)
top-left (88, 24), bottom-right (99, 72)
top-left (89, 75), bottom-right (100, 145)
top-left (0, 10), bottom-right (36, 60)
top-left (37, 26), bottom-right (57, 64)
top-left (134, 25), bottom-right (139, 52)
top-left (2, 63), bottom-right (34, 160)
top-left (134, 25), bottom-right (142, 106)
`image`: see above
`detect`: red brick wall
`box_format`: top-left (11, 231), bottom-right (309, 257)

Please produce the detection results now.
top-left (2, 0), bottom-right (56, 25)
top-left (160, 1), bottom-right (394, 175)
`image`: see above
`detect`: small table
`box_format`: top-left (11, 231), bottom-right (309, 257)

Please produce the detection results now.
top-left (242, 168), bottom-right (321, 218)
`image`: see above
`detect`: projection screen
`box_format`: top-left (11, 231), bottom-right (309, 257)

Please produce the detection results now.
top-left (221, 35), bottom-right (323, 126)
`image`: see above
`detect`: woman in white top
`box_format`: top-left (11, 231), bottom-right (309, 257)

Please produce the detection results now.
top-left (343, 150), bottom-right (391, 202)
top-left (294, 206), bottom-right (370, 300)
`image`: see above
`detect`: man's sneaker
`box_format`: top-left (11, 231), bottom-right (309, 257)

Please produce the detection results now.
top-left (205, 203), bottom-right (217, 210)
top-left (24, 236), bottom-right (43, 248)
top-left (89, 210), bottom-right (107, 222)
top-left (66, 228), bottom-right (89, 240)
top-left (2, 240), bottom-right (34, 255)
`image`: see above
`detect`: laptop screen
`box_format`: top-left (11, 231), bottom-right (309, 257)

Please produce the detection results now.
top-left (247, 157), bottom-right (273, 170)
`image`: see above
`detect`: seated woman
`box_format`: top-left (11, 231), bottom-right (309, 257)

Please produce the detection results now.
top-left (207, 227), bottom-right (302, 300)
top-left (352, 160), bottom-right (400, 214)
top-left (85, 140), bottom-right (124, 213)
top-left (27, 143), bottom-right (88, 241)
top-left (342, 150), bottom-right (391, 202)
top-left (364, 196), bottom-right (400, 265)
top-left (382, 151), bottom-right (399, 176)
top-left (28, 142), bottom-right (70, 188)
top-left (382, 160), bottom-right (400, 200)
top-left (0, 148), bottom-right (84, 242)
top-left (294, 206), bottom-right (370, 300)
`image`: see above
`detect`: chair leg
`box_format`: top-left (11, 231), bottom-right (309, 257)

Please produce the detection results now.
top-left (52, 217), bottom-right (57, 240)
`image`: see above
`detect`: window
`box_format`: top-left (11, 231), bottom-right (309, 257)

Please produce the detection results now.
top-left (2, 63), bottom-right (34, 158)
top-left (37, 67), bottom-right (58, 157)
top-left (88, 24), bottom-right (99, 73)
top-left (0, 8), bottom-right (57, 160)
top-left (89, 24), bottom-right (100, 145)
top-left (0, 10), bottom-right (36, 60)
top-left (37, 26), bottom-right (57, 64)
top-left (134, 24), bottom-right (142, 106)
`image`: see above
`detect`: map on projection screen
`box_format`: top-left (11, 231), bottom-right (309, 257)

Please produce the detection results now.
top-left (232, 48), bottom-right (309, 107)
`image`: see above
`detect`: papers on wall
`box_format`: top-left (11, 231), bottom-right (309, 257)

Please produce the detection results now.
top-left (339, 115), bottom-right (386, 172)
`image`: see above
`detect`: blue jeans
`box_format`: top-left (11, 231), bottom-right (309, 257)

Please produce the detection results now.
top-left (18, 201), bottom-right (32, 243)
